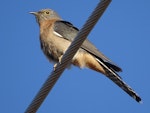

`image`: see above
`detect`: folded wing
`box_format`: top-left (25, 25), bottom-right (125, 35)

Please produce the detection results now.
top-left (54, 20), bottom-right (122, 72)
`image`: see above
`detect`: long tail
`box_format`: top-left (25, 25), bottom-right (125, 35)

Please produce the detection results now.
top-left (97, 59), bottom-right (141, 102)
top-left (74, 52), bottom-right (141, 102)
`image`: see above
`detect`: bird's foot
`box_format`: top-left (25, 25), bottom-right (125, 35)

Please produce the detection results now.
top-left (58, 55), bottom-right (63, 64)
top-left (53, 63), bottom-right (57, 71)
top-left (53, 56), bottom-right (63, 71)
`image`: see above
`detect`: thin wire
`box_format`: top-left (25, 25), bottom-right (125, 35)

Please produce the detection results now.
top-left (25, 0), bottom-right (111, 113)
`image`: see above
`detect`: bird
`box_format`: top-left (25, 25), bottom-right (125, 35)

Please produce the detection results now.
top-left (30, 9), bottom-right (141, 102)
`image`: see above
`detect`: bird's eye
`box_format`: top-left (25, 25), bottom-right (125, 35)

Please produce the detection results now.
top-left (45, 11), bottom-right (50, 14)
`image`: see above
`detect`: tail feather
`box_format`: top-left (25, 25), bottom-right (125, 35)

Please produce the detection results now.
top-left (97, 59), bottom-right (141, 102)
top-left (104, 61), bottom-right (122, 72)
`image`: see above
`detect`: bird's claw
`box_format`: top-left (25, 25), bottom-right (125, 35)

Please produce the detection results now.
top-left (53, 56), bottom-right (63, 71)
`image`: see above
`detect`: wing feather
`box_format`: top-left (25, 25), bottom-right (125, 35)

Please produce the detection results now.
top-left (54, 20), bottom-right (122, 72)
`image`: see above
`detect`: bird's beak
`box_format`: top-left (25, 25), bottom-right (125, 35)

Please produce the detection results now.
top-left (29, 12), bottom-right (38, 16)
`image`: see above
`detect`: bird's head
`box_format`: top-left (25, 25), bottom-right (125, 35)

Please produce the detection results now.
top-left (30, 9), bottom-right (60, 24)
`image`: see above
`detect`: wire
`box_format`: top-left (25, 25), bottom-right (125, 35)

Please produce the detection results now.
top-left (25, 0), bottom-right (111, 112)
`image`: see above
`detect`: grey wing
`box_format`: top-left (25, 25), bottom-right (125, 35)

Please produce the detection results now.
top-left (53, 20), bottom-right (122, 72)
top-left (54, 20), bottom-right (79, 41)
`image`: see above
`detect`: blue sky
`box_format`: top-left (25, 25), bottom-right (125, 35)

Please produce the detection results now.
top-left (0, 0), bottom-right (150, 113)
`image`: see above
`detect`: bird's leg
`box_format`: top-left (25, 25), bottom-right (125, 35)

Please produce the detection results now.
top-left (58, 55), bottom-right (63, 64)
top-left (53, 63), bottom-right (57, 71)
top-left (53, 55), bottom-right (63, 71)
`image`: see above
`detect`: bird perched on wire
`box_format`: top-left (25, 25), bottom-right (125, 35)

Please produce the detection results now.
top-left (30, 9), bottom-right (141, 102)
